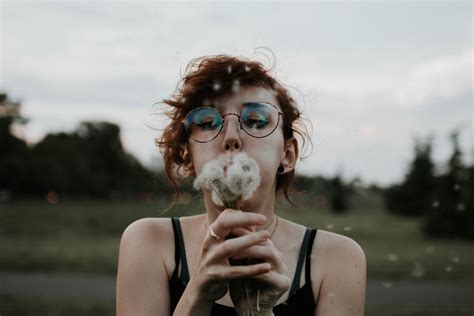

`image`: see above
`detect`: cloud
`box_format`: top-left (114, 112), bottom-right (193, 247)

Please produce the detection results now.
top-left (289, 50), bottom-right (472, 114)
top-left (394, 50), bottom-right (473, 107)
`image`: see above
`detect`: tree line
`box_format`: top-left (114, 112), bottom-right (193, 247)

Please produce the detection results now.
top-left (1, 92), bottom-right (472, 239)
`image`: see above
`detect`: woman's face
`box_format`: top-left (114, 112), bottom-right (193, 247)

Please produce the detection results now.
top-left (185, 86), bottom-right (296, 211)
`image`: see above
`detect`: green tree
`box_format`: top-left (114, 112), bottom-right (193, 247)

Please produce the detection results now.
top-left (328, 173), bottom-right (350, 213)
top-left (384, 135), bottom-right (437, 217)
top-left (423, 130), bottom-right (474, 239)
top-left (0, 92), bottom-right (31, 195)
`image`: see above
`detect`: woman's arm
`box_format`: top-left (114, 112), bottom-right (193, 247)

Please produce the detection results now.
top-left (314, 234), bottom-right (367, 316)
top-left (116, 218), bottom-right (171, 316)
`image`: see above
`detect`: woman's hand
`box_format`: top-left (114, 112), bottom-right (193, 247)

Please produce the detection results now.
top-left (228, 235), bottom-right (291, 316)
top-left (184, 209), bottom-right (273, 306)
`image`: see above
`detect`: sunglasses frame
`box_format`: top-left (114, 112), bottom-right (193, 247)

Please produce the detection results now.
top-left (183, 102), bottom-right (285, 143)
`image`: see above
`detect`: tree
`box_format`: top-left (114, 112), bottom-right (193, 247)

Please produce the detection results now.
top-left (384, 135), bottom-right (437, 217)
top-left (0, 92), bottom-right (32, 195)
top-left (328, 173), bottom-right (350, 213)
top-left (423, 130), bottom-right (474, 239)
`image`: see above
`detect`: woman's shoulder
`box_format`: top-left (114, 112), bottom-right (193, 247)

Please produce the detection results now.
top-left (313, 229), bottom-right (365, 260)
top-left (120, 217), bottom-right (174, 242)
top-left (119, 217), bottom-right (181, 277)
top-left (312, 229), bottom-right (366, 286)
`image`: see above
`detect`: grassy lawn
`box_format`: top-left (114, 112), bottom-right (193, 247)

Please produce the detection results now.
top-left (1, 191), bottom-right (473, 280)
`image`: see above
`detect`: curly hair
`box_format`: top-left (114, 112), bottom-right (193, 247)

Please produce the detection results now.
top-left (154, 52), bottom-right (311, 205)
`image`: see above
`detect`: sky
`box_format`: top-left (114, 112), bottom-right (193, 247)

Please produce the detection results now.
top-left (1, 0), bottom-right (472, 187)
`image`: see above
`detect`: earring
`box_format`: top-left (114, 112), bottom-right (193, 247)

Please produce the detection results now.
top-left (277, 165), bottom-right (285, 174)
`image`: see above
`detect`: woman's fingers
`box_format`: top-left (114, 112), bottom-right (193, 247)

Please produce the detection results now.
top-left (230, 242), bottom-right (285, 272)
top-left (211, 262), bottom-right (272, 280)
top-left (208, 210), bottom-right (266, 241)
top-left (213, 230), bottom-right (270, 259)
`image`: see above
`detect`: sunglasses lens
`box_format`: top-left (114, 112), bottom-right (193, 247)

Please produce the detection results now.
top-left (184, 107), bottom-right (223, 142)
top-left (241, 102), bottom-right (279, 137)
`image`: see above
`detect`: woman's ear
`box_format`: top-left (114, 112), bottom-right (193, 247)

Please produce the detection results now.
top-left (279, 138), bottom-right (298, 173)
top-left (180, 143), bottom-right (195, 177)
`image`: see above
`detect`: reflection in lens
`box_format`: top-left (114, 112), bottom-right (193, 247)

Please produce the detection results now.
top-left (241, 102), bottom-right (277, 137)
top-left (185, 107), bottom-right (222, 142)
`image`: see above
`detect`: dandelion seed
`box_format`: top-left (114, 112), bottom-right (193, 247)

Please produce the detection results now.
top-left (343, 226), bottom-right (352, 231)
top-left (382, 281), bottom-right (393, 288)
top-left (213, 82), bottom-right (221, 91)
top-left (456, 203), bottom-right (465, 212)
top-left (425, 245), bottom-right (435, 254)
top-left (410, 261), bottom-right (425, 278)
top-left (432, 200), bottom-right (439, 208)
top-left (453, 184), bottom-right (460, 191)
top-left (232, 79), bottom-right (240, 93)
top-left (326, 224), bottom-right (333, 230)
top-left (452, 257), bottom-right (459, 263)
top-left (445, 265), bottom-right (453, 272)
top-left (387, 253), bottom-right (398, 262)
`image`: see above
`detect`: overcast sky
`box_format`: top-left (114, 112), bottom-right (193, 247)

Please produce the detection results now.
top-left (1, 1), bottom-right (472, 187)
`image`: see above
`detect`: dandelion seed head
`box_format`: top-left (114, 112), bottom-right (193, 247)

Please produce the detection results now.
top-left (432, 200), bottom-right (439, 208)
top-left (456, 203), bottom-right (465, 212)
top-left (226, 153), bottom-right (260, 200)
top-left (445, 265), bottom-right (453, 272)
top-left (452, 257), bottom-right (459, 263)
top-left (453, 184), bottom-right (460, 191)
top-left (192, 153), bottom-right (260, 207)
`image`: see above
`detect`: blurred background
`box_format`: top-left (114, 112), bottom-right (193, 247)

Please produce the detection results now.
top-left (0, 1), bottom-right (473, 315)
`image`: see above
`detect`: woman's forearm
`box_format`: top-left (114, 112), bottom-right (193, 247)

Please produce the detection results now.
top-left (173, 283), bottom-right (213, 316)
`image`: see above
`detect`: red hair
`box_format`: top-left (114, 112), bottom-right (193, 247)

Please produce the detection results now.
top-left (154, 53), bottom-right (311, 205)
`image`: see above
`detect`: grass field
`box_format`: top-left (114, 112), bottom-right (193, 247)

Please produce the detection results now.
top-left (1, 191), bottom-right (472, 281)
top-left (1, 191), bottom-right (473, 315)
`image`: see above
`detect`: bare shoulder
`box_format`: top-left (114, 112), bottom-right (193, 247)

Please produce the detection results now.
top-left (120, 217), bottom-right (173, 243)
top-left (314, 229), bottom-right (366, 262)
top-left (116, 217), bottom-right (175, 315)
top-left (312, 229), bottom-right (367, 315)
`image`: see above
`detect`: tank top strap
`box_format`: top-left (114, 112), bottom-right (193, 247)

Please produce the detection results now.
top-left (305, 229), bottom-right (317, 283)
top-left (288, 228), bottom-right (312, 297)
top-left (171, 217), bottom-right (190, 285)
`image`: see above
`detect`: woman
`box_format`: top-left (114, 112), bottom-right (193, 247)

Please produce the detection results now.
top-left (116, 53), bottom-right (366, 316)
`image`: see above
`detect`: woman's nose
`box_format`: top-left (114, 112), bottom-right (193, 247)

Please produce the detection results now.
top-left (221, 115), bottom-right (242, 152)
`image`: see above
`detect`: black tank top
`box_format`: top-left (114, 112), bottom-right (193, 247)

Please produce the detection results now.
top-left (169, 217), bottom-right (318, 316)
